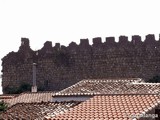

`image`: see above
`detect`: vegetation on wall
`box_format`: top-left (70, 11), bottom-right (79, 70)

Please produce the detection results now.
top-left (146, 76), bottom-right (160, 83)
top-left (0, 101), bottom-right (8, 111)
top-left (4, 83), bottom-right (31, 94)
top-left (37, 86), bottom-right (45, 91)
top-left (17, 83), bottom-right (32, 93)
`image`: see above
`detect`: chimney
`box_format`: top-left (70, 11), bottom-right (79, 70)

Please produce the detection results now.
top-left (31, 63), bottom-right (37, 92)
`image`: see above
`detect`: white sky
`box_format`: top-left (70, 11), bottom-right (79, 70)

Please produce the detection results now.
top-left (0, 0), bottom-right (160, 94)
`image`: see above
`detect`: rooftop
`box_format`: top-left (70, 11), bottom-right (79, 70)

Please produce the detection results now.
top-left (0, 101), bottom-right (80, 119)
top-left (1, 78), bottom-right (160, 119)
top-left (52, 95), bottom-right (160, 120)
top-left (4, 91), bottom-right (55, 107)
top-left (53, 78), bottom-right (160, 96)
top-left (0, 94), bottom-right (17, 101)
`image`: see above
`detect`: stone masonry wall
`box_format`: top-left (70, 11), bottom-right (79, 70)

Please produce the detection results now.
top-left (2, 34), bottom-right (160, 93)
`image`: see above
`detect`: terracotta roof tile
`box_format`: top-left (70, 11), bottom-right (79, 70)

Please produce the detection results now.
top-left (4, 91), bottom-right (55, 107)
top-left (2, 79), bottom-right (160, 119)
top-left (0, 94), bottom-right (16, 100)
top-left (51, 95), bottom-right (160, 119)
top-left (0, 101), bottom-right (80, 119)
top-left (53, 78), bottom-right (160, 96)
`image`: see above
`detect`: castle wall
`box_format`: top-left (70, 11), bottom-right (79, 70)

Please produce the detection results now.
top-left (2, 34), bottom-right (160, 93)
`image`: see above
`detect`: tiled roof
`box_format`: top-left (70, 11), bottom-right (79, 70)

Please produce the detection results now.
top-left (0, 101), bottom-right (80, 119)
top-left (52, 95), bottom-right (160, 120)
top-left (53, 79), bottom-right (160, 96)
top-left (125, 83), bottom-right (160, 94)
top-left (0, 94), bottom-right (17, 101)
top-left (4, 92), bottom-right (55, 107)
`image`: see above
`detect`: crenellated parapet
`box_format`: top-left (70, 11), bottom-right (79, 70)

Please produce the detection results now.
top-left (93, 37), bottom-right (102, 47)
top-left (19, 38), bottom-right (30, 49)
top-left (2, 34), bottom-right (160, 66)
top-left (105, 37), bottom-right (115, 45)
top-left (131, 35), bottom-right (142, 46)
top-left (2, 34), bottom-right (160, 93)
top-left (119, 36), bottom-right (129, 45)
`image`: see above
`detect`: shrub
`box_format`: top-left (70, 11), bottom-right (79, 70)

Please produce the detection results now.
top-left (17, 83), bottom-right (31, 94)
top-left (147, 75), bottom-right (160, 83)
top-left (4, 83), bottom-right (31, 94)
top-left (0, 101), bottom-right (7, 111)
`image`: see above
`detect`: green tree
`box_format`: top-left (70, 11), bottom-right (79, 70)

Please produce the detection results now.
top-left (0, 101), bottom-right (7, 111)
top-left (17, 83), bottom-right (31, 93)
top-left (4, 83), bottom-right (31, 94)
top-left (147, 76), bottom-right (160, 83)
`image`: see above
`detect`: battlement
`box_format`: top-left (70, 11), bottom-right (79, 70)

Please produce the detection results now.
top-left (2, 34), bottom-right (160, 93)
top-left (105, 37), bottom-right (115, 44)
top-left (18, 34), bottom-right (160, 53)
top-left (19, 38), bottom-right (30, 51)
top-left (21, 38), bottom-right (30, 46)
top-left (44, 41), bottom-right (52, 49)
top-left (93, 37), bottom-right (102, 44)
top-left (144, 34), bottom-right (156, 45)
top-left (131, 35), bottom-right (142, 45)
top-left (80, 39), bottom-right (89, 46)
top-left (2, 34), bottom-right (160, 65)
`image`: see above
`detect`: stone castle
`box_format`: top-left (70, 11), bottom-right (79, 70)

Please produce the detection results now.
top-left (2, 34), bottom-right (160, 93)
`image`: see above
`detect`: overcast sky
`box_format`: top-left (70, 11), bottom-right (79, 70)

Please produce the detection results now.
top-left (0, 0), bottom-right (160, 94)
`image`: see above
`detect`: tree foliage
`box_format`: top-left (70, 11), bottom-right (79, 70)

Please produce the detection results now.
top-left (146, 75), bottom-right (160, 83)
top-left (4, 83), bottom-right (31, 94)
top-left (0, 101), bottom-right (7, 111)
